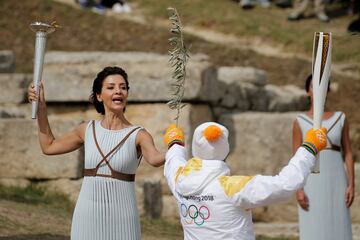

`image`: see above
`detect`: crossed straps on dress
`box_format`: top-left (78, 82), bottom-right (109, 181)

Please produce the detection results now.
top-left (83, 121), bottom-right (141, 182)
top-left (298, 112), bottom-right (343, 152)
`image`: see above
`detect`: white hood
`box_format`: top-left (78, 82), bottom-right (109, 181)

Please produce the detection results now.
top-left (192, 122), bottom-right (230, 161)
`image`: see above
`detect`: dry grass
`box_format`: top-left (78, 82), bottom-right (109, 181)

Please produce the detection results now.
top-left (132, 0), bottom-right (360, 63)
top-left (0, 185), bottom-right (297, 240)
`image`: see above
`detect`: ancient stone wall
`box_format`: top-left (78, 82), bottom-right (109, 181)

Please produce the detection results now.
top-left (1, 51), bottom-right (358, 223)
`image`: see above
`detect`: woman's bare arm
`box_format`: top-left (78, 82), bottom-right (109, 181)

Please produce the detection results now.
top-left (29, 83), bottom-right (86, 155)
top-left (292, 119), bottom-right (303, 154)
top-left (342, 118), bottom-right (355, 208)
top-left (136, 129), bottom-right (165, 167)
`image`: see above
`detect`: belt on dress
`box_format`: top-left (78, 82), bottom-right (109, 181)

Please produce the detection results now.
top-left (83, 168), bottom-right (135, 182)
top-left (325, 144), bottom-right (341, 152)
top-left (83, 121), bottom-right (140, 182)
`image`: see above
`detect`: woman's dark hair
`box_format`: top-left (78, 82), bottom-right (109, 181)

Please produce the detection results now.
top-left (305, 74), bottom-right (313, 93)
top-left (304, 74), bottom-right (330, 93)
top-left (90, 66), bottom-right (129, 115)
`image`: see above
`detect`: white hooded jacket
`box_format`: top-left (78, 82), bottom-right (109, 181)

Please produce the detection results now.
top-left (164, 144), bottom-right (316, 240)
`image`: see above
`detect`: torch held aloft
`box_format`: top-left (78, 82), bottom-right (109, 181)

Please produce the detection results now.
top-left (30, 22), bottom-right (56, 119)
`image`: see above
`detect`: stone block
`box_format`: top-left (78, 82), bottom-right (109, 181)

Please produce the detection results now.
top-left (266, 84), bottom-right (308, 112)
top-left (42, 51), bottom-right (222, 103)
top-left (0, 178), bottom-right (31, 188)
top-left (0, 105), bottom-right (28, 118)
top-left (219, 82), bottom-right (250, 110)
top-left (219, 112), bottom-right (298, 175)
top-left (135, 178), bottom-right (179, 220)
top-left (218, 66), bottom-right (267, 86)
top-left (217, 67), bottom-right (307, 112)
top-left (243, 84), bottom-right (269, 111)
top-left (0, 119), bottom-right (83, 179)
top-left (38, 178), bottom-right (83, 203)
top-left (0, 50), bottom-right (15, 73)
top-left (143, 179), bottom-right (163, 219)
top-left (0, 74), bottom-right (30, 104)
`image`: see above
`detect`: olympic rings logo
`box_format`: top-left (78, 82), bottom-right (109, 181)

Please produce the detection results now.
top-left (180, 203), bottom-right (210, 226)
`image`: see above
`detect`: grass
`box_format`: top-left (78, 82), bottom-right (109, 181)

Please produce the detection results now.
top-left (0, 185), bottom-right (296, 240)
top-left (132, 0), bottom-right (360, 64)
top-left (0, 184), bottom-right (73, 237)
top-left (0, 184), bottom-right (73, 213)
top-left (0, 0), bottom-right (170, 73)
top-left (141, 217), bottom-right (298, 240)
top-left (0, 184), bottom-right (71, 206)
top-left (141, 217), bottom-right (184, 239)
top-left (0, 0), bottom-right (314, 86)
top-left (141, 216), bottom-right (298, 240)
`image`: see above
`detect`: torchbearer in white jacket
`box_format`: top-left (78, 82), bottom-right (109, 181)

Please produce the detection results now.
top-left (163, 122), bottom-right (327, 240)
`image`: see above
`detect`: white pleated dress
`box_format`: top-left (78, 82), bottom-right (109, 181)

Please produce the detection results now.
top-left (71, 121), bottom-right (142, 240)
top-left (297, 112), bottom-right (352, 240)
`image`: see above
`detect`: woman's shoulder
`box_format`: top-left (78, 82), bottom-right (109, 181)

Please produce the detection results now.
top-left (136, 127), bottom-right (149, 137)
top-left (333, 111), bottom-right (346, 128)
top-left (135, 128), bottom-right (154, 144)
top-left (335, 111), bottom-right (345, 118)
top-left (69, 120), bottom-right (93, 141)
top-left (79, 120), bottom-right (94, 130)
top-left (328, 112), bottom-right (346, 124)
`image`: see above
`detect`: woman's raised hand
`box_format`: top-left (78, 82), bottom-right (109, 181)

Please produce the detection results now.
top-left (28, 82), bottom-right (45, 103)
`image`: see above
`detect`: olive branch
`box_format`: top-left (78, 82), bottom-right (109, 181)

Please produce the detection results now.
top-left (167, 7), bottom-right (189, 126)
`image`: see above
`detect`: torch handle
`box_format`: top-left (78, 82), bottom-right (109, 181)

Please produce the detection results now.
top-left (31, 32), bottom-right (47, 119)
top-left (312, 93), bottom-right (323, 174)
top-left (311, 99), bottom-right (324, 174)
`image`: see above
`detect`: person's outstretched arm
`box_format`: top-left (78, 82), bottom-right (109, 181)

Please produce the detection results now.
top-left (292, 119), bottom-right (309, 211)
top-left (222, 128), bottom-right (327, 209)
top-left (28, 83), bottom-right (85, 155)
top-left (136, 129), bottom-right (165, 167)
top-left (163, 125), bottom-right (186, 194)
top-left (235, 147), bottom-right (315, 209)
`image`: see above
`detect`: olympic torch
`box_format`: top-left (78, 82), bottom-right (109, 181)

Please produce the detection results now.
top-left (311, 32), bottom-right (332, 173)
top-left (29, 21), bottom-right (57, 119)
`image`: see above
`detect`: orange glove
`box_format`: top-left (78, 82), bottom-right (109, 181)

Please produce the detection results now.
top-left (302, 128), bottom-right (327, 156)
top-left (163, 124), bottom-right (185, 148)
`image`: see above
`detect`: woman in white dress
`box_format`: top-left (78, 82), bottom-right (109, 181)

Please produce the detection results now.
top-left (28, 66), bottom-right (165, 240)
top-left (292, 74), bottom-right (355, 240)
